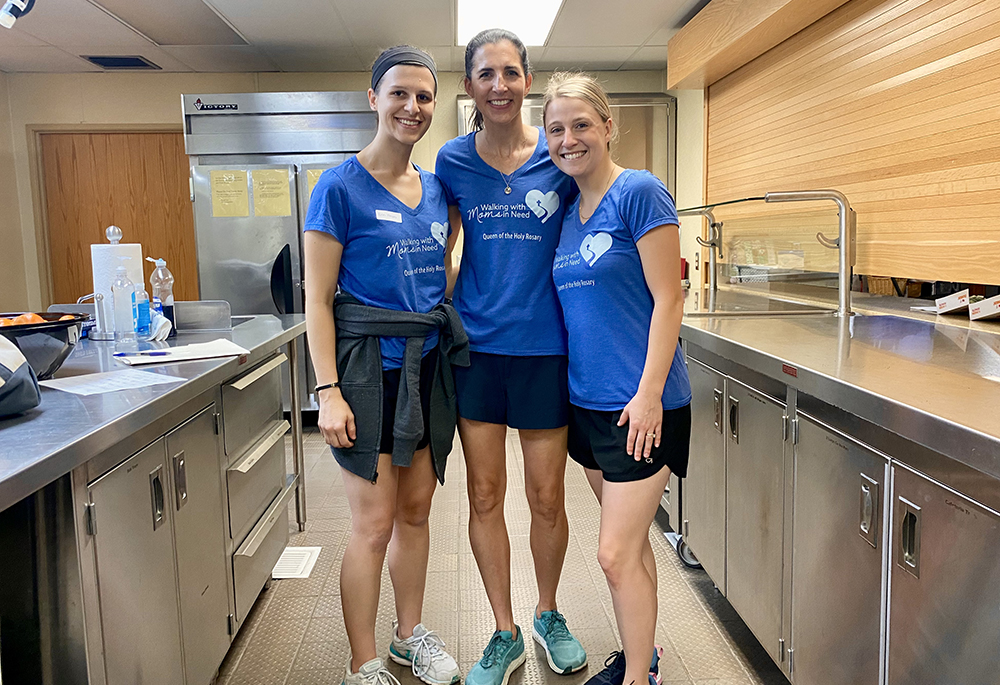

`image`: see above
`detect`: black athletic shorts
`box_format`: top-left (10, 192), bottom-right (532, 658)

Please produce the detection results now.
top-left (379, 349), bottom-right (437, 456)
top-left (567, 403), bottom-right (691, 482)
top-left (454, 351), bottom-right (569, 430)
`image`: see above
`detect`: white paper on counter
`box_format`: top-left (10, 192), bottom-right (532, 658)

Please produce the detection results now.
top-left (114, 339), bottom-right (250, 366)
top-left (40, 369), bottom-right (185, 396)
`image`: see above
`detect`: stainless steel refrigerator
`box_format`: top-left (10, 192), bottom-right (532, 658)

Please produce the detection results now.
top-left (182, 92), bottom-right (377, 409)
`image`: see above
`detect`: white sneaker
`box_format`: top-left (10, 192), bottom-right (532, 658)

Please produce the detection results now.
top-left (344, 657), bottom-right (401, 685)
top-left (388, 622), bottom-right (461, 685)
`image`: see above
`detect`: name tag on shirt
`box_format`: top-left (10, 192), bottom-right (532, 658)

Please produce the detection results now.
top-left (376, 209), bottom-right (403, 223)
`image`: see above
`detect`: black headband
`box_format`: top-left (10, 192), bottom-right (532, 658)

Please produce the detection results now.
top-left (371, 47), bottom-right (438, 91)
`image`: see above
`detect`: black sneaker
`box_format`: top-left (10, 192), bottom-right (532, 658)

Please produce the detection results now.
top-left (584, 647), bottom-right (664, 685)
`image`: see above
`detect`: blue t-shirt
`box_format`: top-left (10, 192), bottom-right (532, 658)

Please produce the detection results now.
top-left (304, 157), bottom-right (448, 370)
top-left (435, 128), bottom-right (575, 356)
top-left (552, 169), bottom-right (691, 411)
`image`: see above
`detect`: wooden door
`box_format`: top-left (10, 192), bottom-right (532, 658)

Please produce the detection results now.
top-left (40, 132), bottom-right (199, 306)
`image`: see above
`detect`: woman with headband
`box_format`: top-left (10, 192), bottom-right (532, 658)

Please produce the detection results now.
top-left (434, 29), bottom-right (586, 685)
top-left (304, 45), bottom-right (465, 685)
top-left (544, 72), bottom-right (690, 685)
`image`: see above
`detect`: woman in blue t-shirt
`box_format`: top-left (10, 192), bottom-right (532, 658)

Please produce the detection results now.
top-left (434, 29), bottom-right (586, 685)
top-left (544, 73), bottom-right (692, 685)
top-left (303, 46), bottom-right (460, 685)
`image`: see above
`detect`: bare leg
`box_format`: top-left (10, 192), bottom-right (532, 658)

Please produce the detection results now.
top-left (388, 446), bottom-right (438, 638)
top-left (585, 467), bottom-right (657, 595)
top-left (340, 453), bottom-right (398, 671)
top-left (598, 468), bottom-right (672, 685)
top-left (520, 427), bottom-right (569, 615)
top-left (460, 417), bottom-right (517, 635)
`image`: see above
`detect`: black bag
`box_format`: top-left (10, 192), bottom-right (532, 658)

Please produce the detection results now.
top-left (0, 335), bottom-right (41, 417)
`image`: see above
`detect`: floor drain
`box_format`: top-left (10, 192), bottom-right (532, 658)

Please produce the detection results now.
top-left (271, 546), bottom-right (322, 579)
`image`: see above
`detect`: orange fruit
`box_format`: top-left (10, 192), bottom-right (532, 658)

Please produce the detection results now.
top-left (58, 314), bottom-right (75, 321)
top-left (0, 318), bottom-right (13, 327)
top-left (13, 313), bottom-right (45, 325)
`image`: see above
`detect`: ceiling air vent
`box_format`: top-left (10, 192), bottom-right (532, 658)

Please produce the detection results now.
top-left (82, 55), bottom-right (161, 70)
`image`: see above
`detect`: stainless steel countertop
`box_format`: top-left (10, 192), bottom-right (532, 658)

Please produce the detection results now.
top-left (0, 315), bottom-right (306, 512)
top-left (681, 305), bottom-right (1000, 481)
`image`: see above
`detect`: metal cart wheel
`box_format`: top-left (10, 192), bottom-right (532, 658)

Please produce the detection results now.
top-left (676, 539), bottom-right (702, 569)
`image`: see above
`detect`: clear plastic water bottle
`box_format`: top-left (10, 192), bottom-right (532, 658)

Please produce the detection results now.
top-left (134, 283), bottom-right (151, 340)
top-left (147, 257), bottom-right (175, 337)
top-left (112, 264), bottom-right (136, 343)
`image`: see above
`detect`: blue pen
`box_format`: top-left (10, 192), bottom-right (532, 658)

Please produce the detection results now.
top-left (113, 351), bottom-right (170, 357)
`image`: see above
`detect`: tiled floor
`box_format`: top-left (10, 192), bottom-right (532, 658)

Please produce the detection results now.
top-left (216, 429), bottom-right (789, 685)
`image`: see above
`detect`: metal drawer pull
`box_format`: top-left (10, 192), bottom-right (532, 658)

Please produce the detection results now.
top-left (898, 497), bottom-right (921, 578)
top-left (173, 451), bottom-right (188, 510)
top-left (230, 421), bottom-right (290, 474)
top-left (859, 474), bottom-right (879, 548)
top-left (713, 388), bottom-right (723, 433)
top-left (729, 397), bottom-right (739, 443)
top-left (149, 465), bottom-right (165, 531)
top-left (235, 474), bottom-right (298, 558)
top-left (230, 353), bottom-right (287, 391)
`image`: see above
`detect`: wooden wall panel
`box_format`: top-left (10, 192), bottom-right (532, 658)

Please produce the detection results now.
top-left (706, 0), bottom-right (1000, 284)
top-left (41, 132), bottom-right (198, 306)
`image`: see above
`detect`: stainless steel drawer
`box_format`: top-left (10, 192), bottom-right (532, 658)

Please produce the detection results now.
top-left (227, 420), bottom-right (288, 544)
top-left (222, 353), bottom-right (285, 457)
top-left (232, 475), bottom-right (297, 623)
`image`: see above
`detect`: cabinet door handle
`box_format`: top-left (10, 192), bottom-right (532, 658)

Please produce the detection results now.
top-left (713, 388), bottom-right (723, 433)
top-left (230, 353), bottom-right (287, 391)
top-left (859, 474), bottom-right (879, 548)
top-left (173, 451), bottom-right (188, 511)
top-left (898, 497), bottom-right (921, 578)
top-left (230, 420), bottom-right (290, 474)
top-left (728, 397), bottom-right (739, 443)
top-left (149, 466), bottom-right (165, 531)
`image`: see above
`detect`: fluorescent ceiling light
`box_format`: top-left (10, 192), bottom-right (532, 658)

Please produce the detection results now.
top-left (457, 0), bottom-right (563, 47)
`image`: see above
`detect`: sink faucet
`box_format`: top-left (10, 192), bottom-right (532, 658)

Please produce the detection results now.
top-left (764, 190), bottom-right (856, 317)
top-left (678, 206), bottom-right (724, 292)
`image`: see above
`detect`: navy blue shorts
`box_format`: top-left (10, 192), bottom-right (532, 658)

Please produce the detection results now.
top-left (379, 350), bottom-right (436, 456)
top-left (568, 403), bottom-right (691, 482)
top-left (454, 352), bottom-right (569, 430)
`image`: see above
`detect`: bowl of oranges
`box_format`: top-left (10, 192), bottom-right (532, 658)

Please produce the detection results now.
top-left (0, 312), bottom-right (88, 380)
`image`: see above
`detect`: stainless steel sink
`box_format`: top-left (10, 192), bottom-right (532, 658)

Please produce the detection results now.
top-left (230, 315), bottom-right (256, 327)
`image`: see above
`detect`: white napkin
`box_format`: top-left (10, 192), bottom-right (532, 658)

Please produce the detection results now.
top-left (149, 312), bottom-right (172, 341)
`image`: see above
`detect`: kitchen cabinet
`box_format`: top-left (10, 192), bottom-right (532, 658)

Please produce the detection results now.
top-left (789, 413), bottom-right (885, 685)
top-left (888, 465), bottom-right (1000, 685)
top-left (88, 440), bottom-right (185, 685)
top-left (724, 377), bottom-right (787, 665)
top-left (167, 406), bottom-right (231, 685)
top-left (682, 358), bottom-right (727, 588)
top-left (88, 403), bottom-right (230, 685)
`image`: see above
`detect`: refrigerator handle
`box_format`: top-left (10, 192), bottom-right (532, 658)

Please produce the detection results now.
top-left (270, 244), bottom-right (294, 315)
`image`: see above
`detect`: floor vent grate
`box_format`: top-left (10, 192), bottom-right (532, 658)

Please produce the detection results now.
top-left (271, 546), bottom-right (322, 579)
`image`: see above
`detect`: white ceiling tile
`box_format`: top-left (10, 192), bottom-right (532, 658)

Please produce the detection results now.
top-left (161, 45), bottom-right (278, 72)
top-left (91, 0), bottom-right (246, 46)
top-left (65, 44), bottom-right (193, 71)
top-left (547, 0), bottom-right (689, 47)
top-left (205, 0), bottom-right (353, 47)
top-left (623, 45), bottom-right (668, 70)
top-left (534, 46), bottom-right (635, 72)
top-left (265, 46), bottom-right (365, 72)
top-left (12, 0), bottom-right (152, 47)
top-left (335, 0), bottom-right (452, 47)
top-left (0, 45), bottom-right (98, 71)
top-left (0, 26), bottom-right (49, 46)
top-left (645, 24), bottom-right (679, 47)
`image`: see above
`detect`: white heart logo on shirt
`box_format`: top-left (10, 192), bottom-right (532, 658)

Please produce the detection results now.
top-left (430, 221), bottom-right (447, 247)
top-left (580, 232), bottom-right (613, 267)
top-left (525, 189), bottom-right (559, 224)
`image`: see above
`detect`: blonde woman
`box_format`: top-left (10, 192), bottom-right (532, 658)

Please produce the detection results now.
top-left (544, 72), bottom-right (691, 685)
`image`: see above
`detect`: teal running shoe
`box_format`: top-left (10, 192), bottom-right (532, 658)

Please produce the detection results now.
top-left (531, 609), bottom-right (587, 673)
top-left (466, 628), bottom-right (526, 685)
